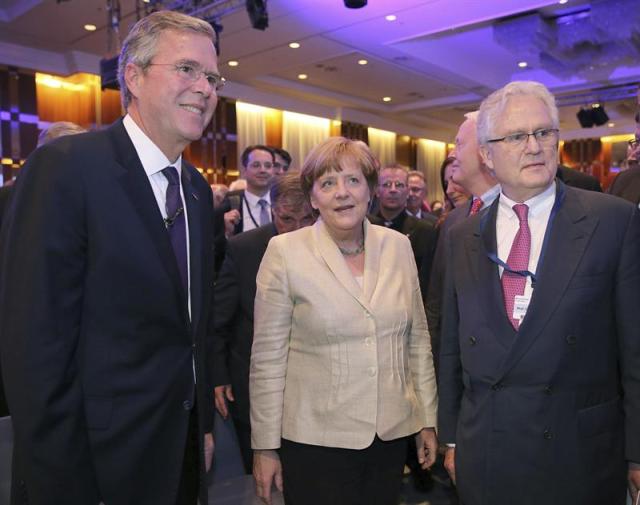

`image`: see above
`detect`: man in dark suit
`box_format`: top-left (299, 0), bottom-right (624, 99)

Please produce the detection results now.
top-left (609, 132), bottom-right (640, 206)
top-left (0, 11), bottom-right (220, 505)
top-left (211, 172), bottom-right (314, 473)
top-left (219, 145), bottom-right (276, 237)
top-left (406, 170), bottom-right (436, 221)
top-left (370, 164), bottom-right (438, 304)
top-left (426, 112), bottom-right (500, 369)
top-left (438, 80), bottom-right (640, 505)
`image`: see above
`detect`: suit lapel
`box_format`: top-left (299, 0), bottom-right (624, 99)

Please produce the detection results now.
top-left (182, 164), bottom-right (202, 332)
top-left (473, 201), bottom-right (516, 348)
top-left (498, 183), bottom-right (597, 377)
top-left (312, 218), bottom-right (373, 313)
top-left (110, 120), bottom-right (188, 320)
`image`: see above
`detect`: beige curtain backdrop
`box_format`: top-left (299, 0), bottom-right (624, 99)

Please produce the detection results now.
top-left (416, 138), bottom-right (447, 205)
top-left (236, 101), bottom-right (268, 169)
top-left (282, 111), bottom-right (331, 169)
top-left (367, 127), bottom-right (397, 167)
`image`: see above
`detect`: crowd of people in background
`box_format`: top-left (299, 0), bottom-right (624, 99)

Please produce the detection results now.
top-left (0, 8), bottom-right (639, 505)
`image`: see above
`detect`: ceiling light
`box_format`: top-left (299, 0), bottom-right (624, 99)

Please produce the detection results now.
top-left (558, 0), bottom-right (568, 4)
top-left (518, 61), bottom-right (528, 68)
top-left (84, 24), bottom-right (97, 32)
top-left (228, 60), bottom-right (239, 67)
top-left (298, 73), bottom-right (308, 80)
top-left (358, 59), bottom-right (368, 65)
top-left (289, 42), bottom-right (300, 49)
top-left (385, 14), bottom-right (397, 21)
top-left (383, 96), bottom-right (392, 102)
top-left (607, 122), bottom-right (615, 127)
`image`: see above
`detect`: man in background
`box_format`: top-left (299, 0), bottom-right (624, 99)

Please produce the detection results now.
top-left (212, 172), bottom-right (314, 474)
top-left (406, 170), bottom-right (435, 221)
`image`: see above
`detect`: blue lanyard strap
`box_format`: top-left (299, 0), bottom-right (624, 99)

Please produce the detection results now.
top-left (481, 184), bottom-right (566, 289)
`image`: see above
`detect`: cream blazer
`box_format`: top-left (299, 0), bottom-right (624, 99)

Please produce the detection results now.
top-left (250, 218), bottom-right (437, 450)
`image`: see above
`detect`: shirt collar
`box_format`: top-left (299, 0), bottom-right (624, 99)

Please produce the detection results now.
top-left (244, 188), bottom-right (271, 207)
top-left (499, 181), bottom-right (556, 219)
top-left (123, 114), bottom-right (182, 177)
top-left (479, 184), bottom-right (501, 208)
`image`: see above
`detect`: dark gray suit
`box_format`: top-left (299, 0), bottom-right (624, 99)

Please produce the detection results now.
top-left (0, 120), bottom-right (216, 505)
top-left (609, 166), bottom-right (640, 206)
top-left (438, 182), bottom-right (640, 505)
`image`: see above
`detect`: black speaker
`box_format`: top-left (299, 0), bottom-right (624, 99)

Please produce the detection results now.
top-left (591, 105), bottom-right (609, 126)
top-left (577, 108), bottom-right (594, 128)
top-left (100, 56), bottom-right (119, 91)
top-left (344, 0), bottom-right (367, 7)
top-left (246, 0), bottom-right (268, 30)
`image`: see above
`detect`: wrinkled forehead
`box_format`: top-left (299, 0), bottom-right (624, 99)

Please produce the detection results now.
top-left (379, 168), bottom-right (408, 182)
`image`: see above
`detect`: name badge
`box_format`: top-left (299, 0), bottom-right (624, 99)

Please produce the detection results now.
top-left (513, 295), bottom-right (531, 321)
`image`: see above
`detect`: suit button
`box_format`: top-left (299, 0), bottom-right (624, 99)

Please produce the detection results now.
top-left (183, 400), bottom-right (193, 411)
top-left (491, 382), bottom-right (503, 391)
top-left (566, 334), bottom-right (577, 345)
top-left (364, 337), bottom-right (373, 346)
top-left (543, 429), bottom-right (553, 440)
top-left (368, 367), bottom-right (377, 377)
top-left (469, 336), bottom-right (477, 345)
top-left (544, 385), bottom-right (553, 395)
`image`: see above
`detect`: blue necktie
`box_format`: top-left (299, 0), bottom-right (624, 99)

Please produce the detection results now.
top-left (162, 166), bottom-right (188, 293)
top-left (258, 198), bottom-right (270, 226)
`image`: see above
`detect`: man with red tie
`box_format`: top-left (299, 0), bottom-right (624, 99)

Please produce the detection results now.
top-left (438, 81), bottom-right (640, 505)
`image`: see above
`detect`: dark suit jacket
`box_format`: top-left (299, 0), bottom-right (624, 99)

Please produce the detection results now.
top-left (425, 201), bottom-right (470, 371)
top-left (438, 182), bottom-right (640, 505)
top-left (608, 166), bottom-right (640, 206)
top-left (0, 120), bottom-right (216, 505)
top-left (557, 165), bottom-right (602, 192)
top-left (0, 186), bottom-right (12, 228)
top-left (369, 211), bottom-right (438, 304)
top-left (211, 223), bottom-right (277, 426)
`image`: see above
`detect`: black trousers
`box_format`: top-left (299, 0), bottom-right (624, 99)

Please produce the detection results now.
top-left (279, 435), bottom-right (408, 505)
top-left (232, 418), bottom-right (253, 474)
top-left (176, 403), bottom-right (200, 505)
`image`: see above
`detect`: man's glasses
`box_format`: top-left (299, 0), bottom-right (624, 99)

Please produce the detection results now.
top-left (148, 62), bottom-right (225, 91)
top-left (248, 161), bottom-right (273, 169)
top-left (380, 181), bottom-right (407, 190)
top-left (487, 128), bottom-right (559, 148)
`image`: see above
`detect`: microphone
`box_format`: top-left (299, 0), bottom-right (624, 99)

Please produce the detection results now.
top-left (164, 206), bottom-right (184, 228)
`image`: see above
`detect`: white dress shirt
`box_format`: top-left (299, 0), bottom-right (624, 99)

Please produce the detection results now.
top-left (242, 189), bottom-right (272, 232)
top-left (496, 182), bottom-right (556, 309)
top-left (478, 183), bottom-right (502, 211)
top-left (123, 115), bottom-right (191, 318)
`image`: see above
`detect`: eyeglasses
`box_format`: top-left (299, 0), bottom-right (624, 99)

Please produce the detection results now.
top-left (487, 128), bottom-right (559, 147)
top-left (248, 161), bottom-right (273, 169)
top-left (148, 62), bottom-right (225, 91)
top-left (629, 138), bottom-right (639, 149)
top-left (380, 181), bottom-right (407, 190)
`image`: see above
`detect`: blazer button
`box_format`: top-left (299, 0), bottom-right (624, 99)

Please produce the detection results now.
top-left (543, 429), bottom-right (553, 440)
top-left (364, 337), bottom-right (373, 346)
top-left (566, 334), bottom-right (577, 345)
top-left (469, 336), bottom-right (477, 345)
top-left (183, 400), bottom-right (193, 411)
top-left (491, 382), bottom-right (503, 391)
top-left (368, 367), bottom-right (377, 377)
top-left (544, 385), bottom-right (553, 395)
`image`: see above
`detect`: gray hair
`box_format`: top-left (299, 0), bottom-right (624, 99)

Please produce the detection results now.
top-left (117, 10), bottom-right (215, 109)
top-left (37, 121), bottom-right (87, 147)
top-left (477, 81), bottom-right (559, 145)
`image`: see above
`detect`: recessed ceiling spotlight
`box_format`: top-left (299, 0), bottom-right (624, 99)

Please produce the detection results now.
top-left (383, 96), bottom-right (392, 102)
top-left (228, 60), bottom-right (239, 67)
top-left (358, 59), bottom-right (368, 65)
top-left (298, 73), bottom-right (308, 80)
top-left (289, 42), bottom-right (301, 49)
top-left (385, 14), bottom-right (397, 21)
top-left (84, 24), bottom-right (97, 32)
top-left (558, 0), bottom-right (568, 4)
top-left (592, 103), bottom-right (601, 108)
top-left (518, 61), bottom-right (528, 68)
top-left (607, 122), bottom-right (615, 127)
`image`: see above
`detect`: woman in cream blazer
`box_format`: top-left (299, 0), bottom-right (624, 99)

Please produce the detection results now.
top-left (250, 137), bottom-right (438, 505)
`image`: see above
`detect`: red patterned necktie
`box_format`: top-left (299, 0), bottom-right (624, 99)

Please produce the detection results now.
top-left (469, 198), bottom-right (483, 215)
top-left (501, 203), bottom-right (531, 330)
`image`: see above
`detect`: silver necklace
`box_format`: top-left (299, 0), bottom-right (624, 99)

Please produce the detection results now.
top-left (338, 239), bottom-right (365, 256)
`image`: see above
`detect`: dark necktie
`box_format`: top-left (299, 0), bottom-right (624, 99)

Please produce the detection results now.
top-left (501, 203), bottom-right (531, 330)
top-left (469, 197), bottom-right (484, 215)
top-left (162, 166), bottom-right (188, 293)
top-left (258, 198), bottom-right (270, 226)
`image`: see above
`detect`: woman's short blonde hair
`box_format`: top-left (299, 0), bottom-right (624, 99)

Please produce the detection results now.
top-left (300, 137), bottom-right (379, 199)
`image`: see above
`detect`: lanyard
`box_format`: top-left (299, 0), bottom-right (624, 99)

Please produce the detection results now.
top-left (481, 184), bottom-right (565, 288)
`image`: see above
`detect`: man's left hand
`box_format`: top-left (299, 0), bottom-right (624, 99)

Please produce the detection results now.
top-left (628, 465), bottom-right (640, 504)
top-left (204, 432), bottom-right (215, 472)
top-left (415, 427), bottom-right (438, 470)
